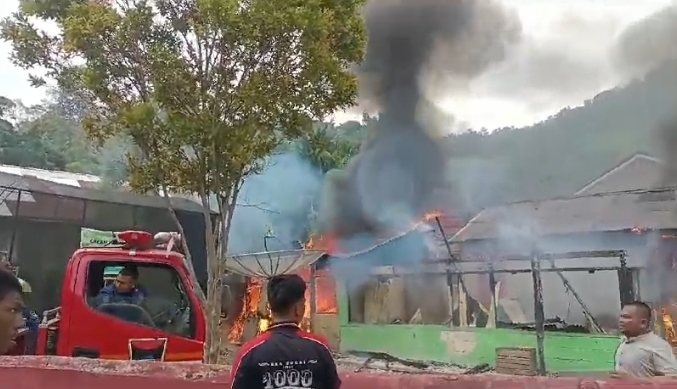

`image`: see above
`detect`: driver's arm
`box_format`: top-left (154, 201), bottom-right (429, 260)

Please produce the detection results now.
top-left (94, 286), bottom-right (113, 307)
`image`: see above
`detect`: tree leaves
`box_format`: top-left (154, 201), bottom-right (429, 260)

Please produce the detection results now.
top-left (298, 121), bottom-right (360, 174)
top-left (3, 0), bottom-right (366, 362)
top-left (3, 0), bottom-right (367, 198)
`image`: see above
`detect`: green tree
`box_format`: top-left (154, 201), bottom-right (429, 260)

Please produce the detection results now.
top-left (3, 0), bottom-right (366, 361)
top-left (298, 122), bottom-right (359, 174)
top-left (0, 96), bottom-right (75, 170)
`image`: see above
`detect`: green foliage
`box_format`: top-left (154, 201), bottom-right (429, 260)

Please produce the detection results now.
top-left (0, 93), bottom-right (126, 180)
top-left (3, 0), bottom-right (366, 362)
top-left (297, 121), bottom-right (361, 173)
top-left (296, 64), bottom-right (677, 213)
top-left (0, 98), bottom-right (71, 170)
top-left (443, 61), bottom-right (677, 209)
top-left (3, 0), bottom-right (367, 202)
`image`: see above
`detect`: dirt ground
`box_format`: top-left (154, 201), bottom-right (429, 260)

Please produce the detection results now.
top-left (218, 342), bottom-right (472, 375)
top-left (216, 342), bottom-right (613, 378)
top-left (217, 322), bottom-right (471, 375)
top-left (217, 344), bottom-right (237, 365)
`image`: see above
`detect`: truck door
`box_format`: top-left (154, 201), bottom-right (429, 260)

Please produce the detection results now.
top-left (63, 260), bottom-right (204, 361)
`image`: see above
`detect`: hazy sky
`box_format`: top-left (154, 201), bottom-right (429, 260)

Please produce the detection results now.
top-left (0, 0), bottom-right (673, 130)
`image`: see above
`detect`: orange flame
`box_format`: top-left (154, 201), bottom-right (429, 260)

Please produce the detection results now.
top-left (305, 236), bottom-right (315, 249)
top-left (662, 308), bottom-right (677, 345)
top-left (631, 227), bottom-right (649, 235)
top-left (302, 234), bottom-right (338, 314)
top-left (259, 318), bottom-right (270, 332)
top-left (424, 212), bottom-right (442, 222)
top-left (227, 278), bottom-right (265, 343)
top-left (226, 234), bottom-right (338, 344)
top-left (304, 233), bottom-right (337, 254)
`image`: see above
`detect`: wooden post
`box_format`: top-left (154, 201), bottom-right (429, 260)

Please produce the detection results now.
top-left (8, 189), bottom-right (22, 261)
top-left (435, 216), bottom-right (459, 327)
top-left (530, 250), bottom-right (546, 375)
top-left (488, 267), bottom-right (498, 328)
top-left (451, 275), bottom-right (459, 327)
top-left (309, 262), bottom-right (317, 332)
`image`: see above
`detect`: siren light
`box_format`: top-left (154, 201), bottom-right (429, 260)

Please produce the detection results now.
top-left (116, 230), bottom-right (154, 250)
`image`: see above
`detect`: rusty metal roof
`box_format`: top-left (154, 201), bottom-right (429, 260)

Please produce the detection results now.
top-left (452, 188), bottom-right (677, 242)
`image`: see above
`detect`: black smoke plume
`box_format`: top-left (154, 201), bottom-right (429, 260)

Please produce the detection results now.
top-left (319, 0), bottom-right (522, 248)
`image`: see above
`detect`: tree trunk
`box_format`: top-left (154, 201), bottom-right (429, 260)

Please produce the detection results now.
top-left (202, 183), bottom-right (241, 364)
top-left (204, 232), bottom-right (222, 363)
top-left (199, 193), bottom-right (221, 364)
top-left (160, 186), bottom-right (206, 305)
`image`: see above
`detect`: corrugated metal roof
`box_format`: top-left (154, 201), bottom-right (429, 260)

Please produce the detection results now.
top-left (0, 169), bottom-right (208, 216)
top-left (452, 188), bottom-right (677, 242)
top-left (575, 154), bottom-right (667, 195)
top-left (0, 164), bottom-right (101, 187)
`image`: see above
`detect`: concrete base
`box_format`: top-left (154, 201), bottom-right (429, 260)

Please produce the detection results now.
top-left (3, 356), bottom-right (677, 389)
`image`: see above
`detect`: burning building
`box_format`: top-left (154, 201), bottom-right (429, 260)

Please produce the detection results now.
top-left (312, 0), bottom-right (521, 329)
top-left (223, 238), bottom-right (339, 346)
top-left (452, 187), bottom-right (677, 335)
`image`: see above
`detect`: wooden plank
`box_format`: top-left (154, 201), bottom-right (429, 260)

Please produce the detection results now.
top-left (313, 314), bottom-right (339, 350)
top-left (495, 347), bottom-right (537, 376)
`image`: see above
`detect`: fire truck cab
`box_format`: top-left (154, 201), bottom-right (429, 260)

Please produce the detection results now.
top-left (19, 230), bottom-right (206, 361)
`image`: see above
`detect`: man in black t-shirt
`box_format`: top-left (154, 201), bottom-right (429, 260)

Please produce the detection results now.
top-left (230, 274), bottom-right (340, 389)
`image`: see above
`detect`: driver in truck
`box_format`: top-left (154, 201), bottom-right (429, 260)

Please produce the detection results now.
top-left (95, 266), bottom-right (149, 306)
top-left (0, 270), bottom-right (24, 354)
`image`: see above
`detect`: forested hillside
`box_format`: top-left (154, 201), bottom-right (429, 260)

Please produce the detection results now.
top-left (0, 92), bottom-right (130, 186)
top-left (444, 61), bottom-right (677, 210)
top-left (1, 61), bottom-right (676, 212)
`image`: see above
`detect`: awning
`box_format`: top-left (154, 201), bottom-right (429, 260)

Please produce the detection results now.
top-left (225, 249), bottom-right (325, 277)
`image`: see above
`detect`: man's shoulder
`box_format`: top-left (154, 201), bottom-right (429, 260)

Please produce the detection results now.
top-left (238, 332), bottom-right (273, 357)
top-left (296, 331), bottom-right (332, 352)
top-left (135, 286), bottom-right (149, 296)
top-left (635, 333), bottom-right (674, 353)
top-left (648, 333), bottom-right (673, 347)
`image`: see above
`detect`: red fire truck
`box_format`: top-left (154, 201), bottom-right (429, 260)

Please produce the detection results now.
top-left (9, 230), bottom-right (206, 361)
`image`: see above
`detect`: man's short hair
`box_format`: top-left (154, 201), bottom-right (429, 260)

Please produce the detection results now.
top-left (119, 266), bottom-right (139, 280)
top-left (267, 274), bottom-right (306, 314)
top-left (624, 301), bottom-right (652, 320)
top-left (0, 270), bottom-right (22, 301)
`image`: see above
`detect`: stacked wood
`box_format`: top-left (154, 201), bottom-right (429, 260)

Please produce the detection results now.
top-left (364, 278), bottom-right (406, 324)
top-left (495, 347), bottom-right (537, 376)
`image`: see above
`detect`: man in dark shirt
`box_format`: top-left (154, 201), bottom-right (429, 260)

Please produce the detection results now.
top-left (0, 255), bottom-right (39, 333)
top-left (95, 266), bottom-right (148, 306)
top-left (230, 274), bottom-right (340, 389)
top-left (0, 270), bottom-right (25, 354)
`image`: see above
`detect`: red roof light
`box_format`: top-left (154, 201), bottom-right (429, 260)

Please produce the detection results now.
top-left (116, 230), bottom-right (154, 250)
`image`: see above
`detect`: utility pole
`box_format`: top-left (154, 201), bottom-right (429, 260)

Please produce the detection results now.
top-left (531, 249), bottom-right (547, 375)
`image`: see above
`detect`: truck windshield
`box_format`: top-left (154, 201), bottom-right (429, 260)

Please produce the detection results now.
top-left (86, 262), bottom-right (195, 339)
